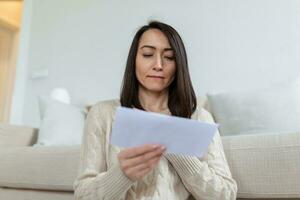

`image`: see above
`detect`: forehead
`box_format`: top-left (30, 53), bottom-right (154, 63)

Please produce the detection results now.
top-left (138, 29), bottom-right (171, 49)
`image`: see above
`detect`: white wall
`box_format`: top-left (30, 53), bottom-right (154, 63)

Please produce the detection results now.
top-left (11, 0), bottom-right (300, 127)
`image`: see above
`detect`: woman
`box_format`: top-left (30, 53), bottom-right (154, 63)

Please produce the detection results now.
top-left (74, 21), bottom-right (237, 200)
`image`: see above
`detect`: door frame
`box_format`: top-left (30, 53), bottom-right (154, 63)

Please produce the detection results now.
top-left (0, 19), bottom-right (19, 123)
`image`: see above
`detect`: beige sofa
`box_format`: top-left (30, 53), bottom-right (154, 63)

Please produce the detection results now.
top-left (1, 99), bottom-right (300, 200)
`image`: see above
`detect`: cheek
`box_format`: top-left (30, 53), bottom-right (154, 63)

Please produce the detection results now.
top-left (135, 55), bottom-right (153, 78)
top-left (135, 63), bottom-right (149, 85)
top-left (135, 56), bottom-right (144, 79)
top-left (166, 63), bottom-right (176, 79)
top-left (135, 66), bottom-right (143, 83)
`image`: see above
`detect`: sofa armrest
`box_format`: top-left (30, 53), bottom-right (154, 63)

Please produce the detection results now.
top-left (0, 123), bottom-right (38, 147)
top-left (221, 132), bottom-right (300, 199)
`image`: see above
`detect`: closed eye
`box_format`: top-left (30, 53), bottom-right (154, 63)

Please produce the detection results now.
top-left (165, 56), bottom-right (174, 60)
top-left (143, 54), bottom-right (153, 57)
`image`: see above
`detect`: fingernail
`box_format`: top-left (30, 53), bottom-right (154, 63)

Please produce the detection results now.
top-left (160, 146), bottom-right (166, 150)
top-left (152, 145), bottom-right (159, 148)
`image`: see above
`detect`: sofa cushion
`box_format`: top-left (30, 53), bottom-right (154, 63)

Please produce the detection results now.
top-left (36, 97), bottom-right (86, 146)
top-left (0, 188), bottom-right (74, 200)
top-left (0, 124), bottom-right (38, 147)
top-left (222, 132), bottom-right (300, 199)
top-left (0, 146), bottom-right (80, 191)
top-left (207, 79), bottom-right (300, 136)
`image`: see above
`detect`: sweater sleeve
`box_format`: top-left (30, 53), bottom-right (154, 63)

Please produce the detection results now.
top-left (165, 108), bottom-right (237, 200)
top-left (73, 104), bottom-right (135, 200)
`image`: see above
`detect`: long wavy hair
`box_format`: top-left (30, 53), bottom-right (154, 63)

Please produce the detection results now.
top-left (120, 21), bottom-right (197, 118)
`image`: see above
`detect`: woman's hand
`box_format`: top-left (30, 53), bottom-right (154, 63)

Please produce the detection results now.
top-left (117, 144), bottom-right (166, 181)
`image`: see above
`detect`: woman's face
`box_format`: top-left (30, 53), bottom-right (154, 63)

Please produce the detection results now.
top-left (135, 29), bottom-right (176, 93)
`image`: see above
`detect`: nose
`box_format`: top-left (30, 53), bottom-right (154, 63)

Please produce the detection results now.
top-left (153, 56), bottom-right (163, 71)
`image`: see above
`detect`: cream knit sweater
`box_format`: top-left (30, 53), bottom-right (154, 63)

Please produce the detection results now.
top-left (73, 99), bottom-right (237, 200)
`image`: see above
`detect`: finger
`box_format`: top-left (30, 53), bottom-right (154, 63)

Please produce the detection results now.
top-left (125, 155), bottom-right (161, 174)
top-left (135, 167), bottom-right (152, 180)
top-left (126, 162), bottom-right (149, 173)
top-left (124, 146), bottom-right (166, 167)
top-left (121, 144), bottom-right (163, 159)
top-left (134, 156), bottom-right (162, 179)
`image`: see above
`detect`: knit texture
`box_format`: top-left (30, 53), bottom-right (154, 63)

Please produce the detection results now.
top-left (73, 99), bottom-right (237, 200)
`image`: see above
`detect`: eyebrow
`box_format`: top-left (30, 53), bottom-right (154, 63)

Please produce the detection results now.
top-left (140, 45), bottom-right (173, 52)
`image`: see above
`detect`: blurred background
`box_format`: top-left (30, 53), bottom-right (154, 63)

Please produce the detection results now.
top-left (1, 0), bottom-right (300, 127)
top-left (0, 0), bottom-right (22, 124)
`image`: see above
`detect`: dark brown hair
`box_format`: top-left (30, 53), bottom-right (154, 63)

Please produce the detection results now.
top-left (120, 21), bottom-right (197, 118)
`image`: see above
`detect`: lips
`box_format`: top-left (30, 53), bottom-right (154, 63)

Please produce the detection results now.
top-left (147, 75), bottom-right (165, 79)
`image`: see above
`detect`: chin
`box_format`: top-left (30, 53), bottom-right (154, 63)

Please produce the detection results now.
top-left (145, 85), bottom-right (167, 93)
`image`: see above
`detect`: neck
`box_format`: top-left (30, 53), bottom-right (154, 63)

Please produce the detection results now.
top-left (138, 86), bottom-right (169, 113)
